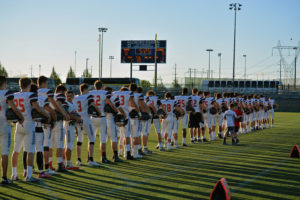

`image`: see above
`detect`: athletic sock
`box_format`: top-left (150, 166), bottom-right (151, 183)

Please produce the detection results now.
top-left (159, 141), bottom-right (162, 147)
top-left (27, 166), bottom-right (33, 178)
top-left (36, 152), bottom-right (44, 171)
top-left (49, 157), bottom-right (52, 162)
top-left (102, 152), bottom-right (106, 157)
top-left (126, 144), bottom-right (131, 151)
top-left (67, 160), bottom-right (71, 166)
top-left (57, 157), bottom-right (63, 164)
top-left (77, 158), bottom-right (82, 162)
top-left (89, 157), bottom-right (94, 162)
top-left (144, 146), bottom-right (147, 150)
top-left (182, 138), bottom-right (186, 144)
top-left (175, 141), bottom-right (178, 146)
top-left (12, 167), bottom-right (17, 177)
top-left (45, 163), bottom-right (49, 170)
top-left (23, 151), bottom-right (27, 170)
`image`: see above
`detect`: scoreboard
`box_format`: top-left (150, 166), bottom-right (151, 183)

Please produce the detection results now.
top-left (121, 40), bottom-right (166, 64)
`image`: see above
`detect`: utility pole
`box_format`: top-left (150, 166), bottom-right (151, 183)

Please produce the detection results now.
top-left (39, 64), bottom-right (41, 76)
top-left (98, 27), bottom-right (108, 79)
top-left (243, 54), bottom-right (247, 80)
top-left (30, 65), bottom-right (33, 77)
top-left (74, 50), bottom-right (77, 77)
top-left (174, 64), bottom-right (177, 85)
top-left (293, 47), bottom-right (298, 89)
top-left (188, 68), bottom-right (192, 89)
top-left (279, 59), bottom-right (282, 83)
top-left (91, 65), bottom-right (93, 77)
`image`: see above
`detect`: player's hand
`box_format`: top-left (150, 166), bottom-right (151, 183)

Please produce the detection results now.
top-left (18, 117), bottom-right (24, 125)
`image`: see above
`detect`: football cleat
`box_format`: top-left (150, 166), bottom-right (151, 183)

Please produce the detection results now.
top-left (66, 165), bottom-right (79, 170)
top-left (126, 152), bottom-right (134, 160)
top-left (191, 140), bottom-right (195, 144)
top-left (223, 141), bottom-right (227, 145)
top-left (11, 175), bottom-right (19, 181)
top-left (102, 157), bottom-right (111, 164)
top-left (113, 155), bottom-right (123, 162)
top-left (49, 161), bottom-right (55, 171)
top-left (38, 172), bottom-right (51, 178)
top-left (174, 145), bottom-right (179, 149)
top-left (56, 166), bottom-right (68, 173)
top-left (88, 161), bottom-right (100, 167)
top-left (197, 139), bottom-right (202, 143)
top-left (182, 143), bottom-right (188, 147)
top-left (45, 169), bottom-right (56, 175)
top-left (76, 161), bottom-right (82, 166)
top-left (203, 138), bottom-right (208, 142)
top-left (1, 177), bottom-right (12, 185)
top-left (167, 145), bottom-right (173, 150)
top-left (159, 147), bottom-right (165, 151)
top-left (143, 149), bottom-right (152, 155)
top-left (218, 133), bottom-right (223, 139)
top-left (25, 176), bottom-right (40, 182)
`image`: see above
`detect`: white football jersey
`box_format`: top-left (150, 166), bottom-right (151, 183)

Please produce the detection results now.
top-left (204, 97), bottom-right (214, 109)
top-left (112, 91), bottom-right (133, 114)
top-left (73, 94), bottom-right (94, 116)
top-left (38, 88), bottom-right (54, 98)
top-left (160, 99), bottom-right (176, 115)
top-left (175, 96), bottom-right (189, 112)
top-left (37, 96), bottom-right (49, 108)
top-left (13, 92), bottom-right (38, 121)
top-left (129, 92), bottom-right (143, 111)
top-left (89, 90), bottom-right (109, 114)
top-left (190, 95), bottom-right (201, 112)
top-left (269, 99), bottom-right (275, 107)
top-left (66, 101), bottom-right (77, 113)
top-left (0, 90), bottom-right (14, 120)
top-left (216, 98), bottom-right (223, 107)
top-left (148, 96), bottom-right (160, 110)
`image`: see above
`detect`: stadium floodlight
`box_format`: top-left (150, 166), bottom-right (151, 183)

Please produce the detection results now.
top-left (98, 27), bottom-right (108, 79)
top-left (206, 49), bottom-right (214, 79)
top-left (229, 3), bottom-right (242, 91)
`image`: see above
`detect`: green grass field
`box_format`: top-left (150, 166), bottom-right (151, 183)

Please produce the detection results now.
top-left (1, 112), bottom-right (300, 200)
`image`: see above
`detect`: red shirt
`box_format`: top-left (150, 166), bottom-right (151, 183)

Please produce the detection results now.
top-left (234, 109), bottom-right (243, 127)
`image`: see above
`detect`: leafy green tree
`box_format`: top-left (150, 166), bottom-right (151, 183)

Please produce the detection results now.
top-left (141, 80), bottom-right (151, 87)
top-left (82, 68), bottom-right (91, 78)
top-left (0, 62), bottom-right (8, 77)
top-left (50, 66), bottom-right (62, 86)
top-left (67, 66), bottom-right (76, 78)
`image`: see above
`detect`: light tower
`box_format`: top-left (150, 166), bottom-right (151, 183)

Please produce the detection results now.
top-left (229, 3), bottom-right (242, 90)
top-left (206, 49), bottom-right (213, 79)
top-left (98, 27), bottom-right (108, 79)
top-left (109, 56), bottom-right (115, 78)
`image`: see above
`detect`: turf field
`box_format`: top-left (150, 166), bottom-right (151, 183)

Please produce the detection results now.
top-left (0, 112), bottom-right (300, 200)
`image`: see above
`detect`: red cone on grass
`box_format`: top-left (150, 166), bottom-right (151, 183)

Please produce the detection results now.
top-left (290, 145), bottom-right (300, 158)
top-left (210, 178), bottom-right (231, 200)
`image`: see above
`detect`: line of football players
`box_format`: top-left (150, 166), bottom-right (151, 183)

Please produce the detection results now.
top-left (0, 75), bottom-right (277, 184)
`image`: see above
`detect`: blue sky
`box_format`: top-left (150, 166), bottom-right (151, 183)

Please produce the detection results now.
top-left (0, 0), bottom-right (299, 84)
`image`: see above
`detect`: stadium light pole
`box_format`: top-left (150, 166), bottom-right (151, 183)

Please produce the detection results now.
top-left (243, 54), bottom-right (247, 80)
top-left (109, 56), bottom-right (115, 78)
top-left (229, 3), bottom-right (242, 91)
top-left (206, 49), bottom-right (213, 79)
top-left (98, 27), bottom-right (108, 79)
top-left (218, 53), bottom-right (222, 81)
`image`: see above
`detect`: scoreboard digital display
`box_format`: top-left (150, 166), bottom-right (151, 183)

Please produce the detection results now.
top-left (121, 40), bottom-right (166, 63)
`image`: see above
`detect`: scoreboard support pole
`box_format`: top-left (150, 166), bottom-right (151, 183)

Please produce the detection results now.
top-left (130, 61), bottom-right (133, 82)
top-left (154, 34), bottom-right (158, 89)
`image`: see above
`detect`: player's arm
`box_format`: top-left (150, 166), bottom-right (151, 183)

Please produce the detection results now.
top-left (32, 101), bottom-right (51, 120)
top-left (70, 112), bottom-right (82, 123)
top-left (105, 98), bottom-right (119, 114)
top-left (54, 94), bottom-right (70, 121)
top-left (138, 98), bottom-right (151, 114)
top-left (89, 98), bottom-right (102, 116)
top-left (148, 103), bottom-right (157, 115)
top-left (7, 99), bottom-right (24, 124)
top-left (113, 98), bottom-right (126, 118)
top-left (44, 104), bottom-right (57, 122)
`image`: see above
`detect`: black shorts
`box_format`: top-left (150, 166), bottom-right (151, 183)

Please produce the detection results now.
top-left (228, 126), bottom-right (239, 133)
top-left (188, 112), bottom-right (202, 128)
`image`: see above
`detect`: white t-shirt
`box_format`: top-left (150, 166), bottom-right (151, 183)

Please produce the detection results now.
top-left (224, 110), bottom-right (237, 127)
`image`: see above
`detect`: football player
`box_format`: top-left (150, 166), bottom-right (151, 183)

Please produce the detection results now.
top-left (137, 87), bottom-right (152, 154)
top-left (90, 81), bottom-right (115, 163)
top-left (189, 88), bottom-right (202, 144)
top-left (215, 93), bottom-right (224, 138)
top-left (103, 86), bottom-right (123, 162)
top-left (64, 90), bottom-right (81, 170)
top-left (175, 88), bottom-right (190, 146)
top-left (268, 97), bottom-right (276, 127)
top-left (37, 76), bottom-right (65, 174)
top-left (74, 83), bottom-right (101, 166)
top-left (128, 83), bottom-right (144, 158)
top-left (146, 90), bottom-right (164, 151)
top-left (22, 83), bottom-right (52, 179)
top-left (204, 92), bottom-right (219, 141)
top-left (223, 103), bottom-right (238, 145)
top-left (11, 77), bottom-right (49, 182)
top-left (113, 86), bottom-right (135, 159)
top-left (0, 76), bottom-right (24, 184)
top-left (49, 84), bottom-right (70, 172)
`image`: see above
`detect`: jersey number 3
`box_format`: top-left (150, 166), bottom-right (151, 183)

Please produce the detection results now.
top-left (77, 101), bottom-right (82, 112)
